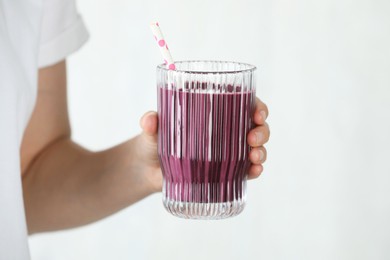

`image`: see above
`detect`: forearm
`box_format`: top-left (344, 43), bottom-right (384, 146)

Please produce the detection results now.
top-left (23, 135), bottom-right (155, 234)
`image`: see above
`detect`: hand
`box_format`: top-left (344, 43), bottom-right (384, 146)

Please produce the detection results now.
top-left (247, 98), bottom-right (270, 179)
top-left (137, 99), bottom-right (270, 192)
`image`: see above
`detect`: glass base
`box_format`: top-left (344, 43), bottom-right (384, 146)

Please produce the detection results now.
top-left (162, 179), bottom-right (247, 219)
top-left (162, 197), bottom-right (246, 220)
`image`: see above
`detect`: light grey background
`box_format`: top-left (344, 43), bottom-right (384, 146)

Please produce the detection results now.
top-left (29, 0), bottom-right (390, 259)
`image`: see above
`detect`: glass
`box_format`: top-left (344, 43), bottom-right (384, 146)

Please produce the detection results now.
top-left (157, 61), bottom-right (256, 219)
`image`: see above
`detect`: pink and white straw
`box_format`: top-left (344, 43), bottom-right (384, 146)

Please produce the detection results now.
top-left (150, 22), bottom-right (176, 70)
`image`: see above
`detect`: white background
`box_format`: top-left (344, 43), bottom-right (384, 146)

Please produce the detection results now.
top-left (30, 0), bottom-right (390, 259)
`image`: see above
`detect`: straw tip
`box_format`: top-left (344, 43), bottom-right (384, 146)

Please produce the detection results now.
top-left (150, 21), bottom-right (159, 27)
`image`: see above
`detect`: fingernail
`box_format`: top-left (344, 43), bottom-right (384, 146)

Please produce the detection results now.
top-left (258, 149), bottom-right (264, 162)
top-left (260, 110), bottom-right (267, 121)
top-left (256, 131), bottom-right (263, 145)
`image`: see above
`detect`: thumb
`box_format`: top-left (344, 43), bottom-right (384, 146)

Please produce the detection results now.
top-left (140, 111), bottom-right (158, 142)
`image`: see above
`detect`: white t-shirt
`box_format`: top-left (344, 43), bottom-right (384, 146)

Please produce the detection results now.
top-left (0, 0), bottom-right (88, 259)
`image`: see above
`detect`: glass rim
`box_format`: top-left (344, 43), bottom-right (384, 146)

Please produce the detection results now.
top-left (157, 60), bottom-right (256, 74)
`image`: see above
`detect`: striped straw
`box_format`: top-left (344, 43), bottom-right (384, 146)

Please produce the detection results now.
top-left (150, 22), bottom-right (176, 70)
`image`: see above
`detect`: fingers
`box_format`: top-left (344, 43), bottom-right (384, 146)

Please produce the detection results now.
top-left (247, 123), bottom-right (270, 147)
top-left (254, 98), bottom-right (269, 125)
top-left (248, 98), bottom-right (269, 180)
top-left (140, 111), bottom-right (158, 136)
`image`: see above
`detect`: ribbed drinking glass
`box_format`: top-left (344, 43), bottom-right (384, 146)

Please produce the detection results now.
top-left (157, 61), bottom-right (256, 219)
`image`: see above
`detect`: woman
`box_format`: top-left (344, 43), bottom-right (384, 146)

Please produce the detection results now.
top-left (0, 0), bottom-right (270, 259)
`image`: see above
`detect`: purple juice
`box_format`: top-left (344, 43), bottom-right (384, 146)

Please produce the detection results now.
top-left (158, 83), bottom-right (255, 207)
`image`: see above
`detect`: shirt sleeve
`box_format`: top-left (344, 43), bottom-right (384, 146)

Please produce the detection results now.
top-left (38, 0), bottom-right (89, 68)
